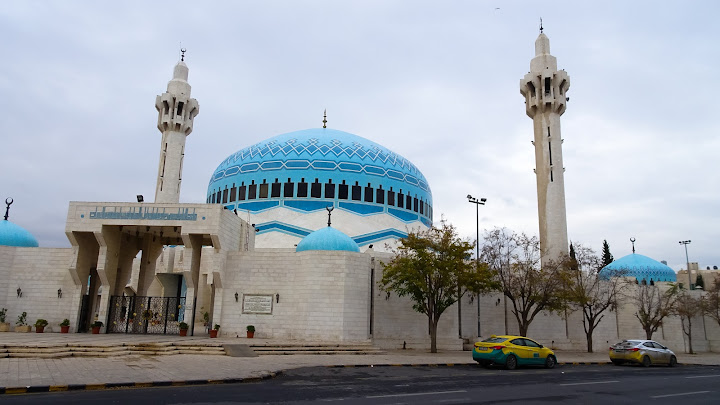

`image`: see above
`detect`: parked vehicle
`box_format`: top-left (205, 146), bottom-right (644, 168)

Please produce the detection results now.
top-left (473, 335), bottom-right (556, 370)
top-left (609, 340), bottom-right (677, 367)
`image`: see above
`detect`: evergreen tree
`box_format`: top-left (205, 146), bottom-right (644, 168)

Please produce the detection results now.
top-left (601, 240), bottom-right (614, 267)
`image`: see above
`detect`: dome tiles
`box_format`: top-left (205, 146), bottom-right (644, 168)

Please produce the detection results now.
top-left (599, 253), bottom-right (676, 283)
top-left (0, 220), bottom-right (39, 248)
top-left (296, 226), bottom-right (360, 253)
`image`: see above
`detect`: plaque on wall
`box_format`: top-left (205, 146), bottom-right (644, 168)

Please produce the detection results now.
top-left (242, 294), bottom-right (273, 314)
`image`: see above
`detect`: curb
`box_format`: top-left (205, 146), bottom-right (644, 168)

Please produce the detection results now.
top-left (0, 371), bottom-right (282, 395)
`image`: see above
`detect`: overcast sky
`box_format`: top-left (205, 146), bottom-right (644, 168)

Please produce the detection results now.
top-left (1, 1), bottom-right (718, 271)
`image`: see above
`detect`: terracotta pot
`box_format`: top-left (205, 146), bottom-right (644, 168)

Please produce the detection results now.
top-left (209, 329), bottom-right (218, 338)
top-left (35, 326), bottom-right (45, 333)
top-left (60, 325), bottom-right (70, 333)
top-left (179, 329), bottom-right (188, 336)
top-left (246, 331), bottom-right (254, 338)
top-left (91, 326), bottom-right (101, 334)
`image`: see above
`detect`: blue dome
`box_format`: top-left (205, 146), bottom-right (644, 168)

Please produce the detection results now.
top-left (207, 128), bottom-right (433, 224)
top-left (296, 226), bottom-right (360, 253)
top-left (599, 253), bottom-right (676, 283)
top-left (0, 220), bottom-right (39, 247)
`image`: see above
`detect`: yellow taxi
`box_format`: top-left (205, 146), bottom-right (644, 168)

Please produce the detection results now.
top-left (473, 335), bottom-right (556, 370)
top-left (609, 340), bottom-right (677, 367)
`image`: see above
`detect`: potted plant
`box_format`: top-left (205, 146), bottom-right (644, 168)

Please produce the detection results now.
top-left (15, 312), bottom-right (31, 333)
top-left (0, 308), bottom-right (9, 332)
top-left (60, 319), bottom-right (70, 333)
top-left (91, 320), bottom-right (103, 334)
top-left (34, 319), bottom-right (49, 333)
top-left (246, 325), bottom-right (255, 338)
top-left (178, 321), bottom-right (189, 336)
top-left (210, 323), bottom-right (220, 338)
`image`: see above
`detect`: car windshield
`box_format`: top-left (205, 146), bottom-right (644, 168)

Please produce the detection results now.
top-left (482, 337), bottom-right (509, 343)
top-left (614, 340), bottom-right (642, 348)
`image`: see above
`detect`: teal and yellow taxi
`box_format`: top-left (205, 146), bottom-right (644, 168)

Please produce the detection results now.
top-left (473, 335), bottom-right (556, 370)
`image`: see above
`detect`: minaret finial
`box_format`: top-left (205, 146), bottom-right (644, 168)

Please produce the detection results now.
top-left (4, 197), bottom-right (13, 221)
top-left (180, 48), bottom-right (186, 62)
top-left (630, 237), bottom-right (636, 254)
top-left (326, 205), bottom-right (334, 227)
top-left (539, 18), bottom-right (543, 33)
top-left (322, 109), bottom-right (327, 128)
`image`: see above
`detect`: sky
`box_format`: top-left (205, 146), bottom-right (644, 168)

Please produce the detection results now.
top-left (1, 1), bottom-right (718, 271)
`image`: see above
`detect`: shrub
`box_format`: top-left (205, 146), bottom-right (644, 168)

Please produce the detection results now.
top-left (213, 324), bottom-right (220, 330)
top-left (16, 312), bottom-right (27, 326)
top-left (0, 308), bottom-right (7, 323)
top-left (92, 321), bottom-right (104, 328)
top-left (246, 325), bottom-right (255, 332)
top-left (178, 321), bottom-right (189, 330)
top-left (60, 319), bottom-right (70, 327)
top-left (34, 319), bottom-right (48, 327)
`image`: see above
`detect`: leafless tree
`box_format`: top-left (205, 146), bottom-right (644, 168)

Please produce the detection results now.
top-left (673, 289), bottom-right (702, 354)
top-left (702, 279), bottom-right (720, 327)
top-left (633, 283), bottom-right (679, 340)
top-left (481, 228), bottom-right (568, 337)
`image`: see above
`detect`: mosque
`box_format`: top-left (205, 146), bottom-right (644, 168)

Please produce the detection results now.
top-left (0, 32), bottom-right (718, 353)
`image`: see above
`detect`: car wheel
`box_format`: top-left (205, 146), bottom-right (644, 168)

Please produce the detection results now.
top-left (668, 355), bottom-right (677, 367)
top-left (642, 355), bottom-right (651, 367)
top-left (544, 355), bottom-right (556, 369)
top-left (505, 354), bottom-right (518, 370)
top-left (611, 360), bottom-right (624, 366)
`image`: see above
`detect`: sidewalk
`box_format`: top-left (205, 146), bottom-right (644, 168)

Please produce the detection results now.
top-left (2, 334), bottom-right (719, 394)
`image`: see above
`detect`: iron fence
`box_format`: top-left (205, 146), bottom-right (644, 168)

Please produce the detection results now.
top-left (107, 296), bottom-right (186, 334)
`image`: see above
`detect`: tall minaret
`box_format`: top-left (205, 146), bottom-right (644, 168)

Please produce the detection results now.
top-left (520, 29), bottom-right (570, 261)
top-left (154, 50), bottom-right (199, 203)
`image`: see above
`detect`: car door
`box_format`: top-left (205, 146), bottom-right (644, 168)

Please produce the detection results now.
top-left (650, 342), bottom-right (669, 363)
top-left (509, 338), bottom-right (530, 364)
top-left (642, 342), bottom-right (662, 363)
top-left (522, 338), bottom-right (544, 365)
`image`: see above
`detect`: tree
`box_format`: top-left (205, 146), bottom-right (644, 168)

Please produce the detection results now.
top-left (380, 222), bottom-right (495, 353)
top-left (601, 240), bottom-right (614, 268)
top-left (561, 244), bottom-right (630, 352)
top-left (633, 283), bottom-right (679, 339)
top-left (481, 228), bottom-right (569, 337)
top-left (673, 289), bottom-right (702, 354)
top-left (701, 278), bottom-right (720, 327)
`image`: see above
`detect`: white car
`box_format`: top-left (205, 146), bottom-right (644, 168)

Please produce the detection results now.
top-left (609, 339), bottom-right (677, 367)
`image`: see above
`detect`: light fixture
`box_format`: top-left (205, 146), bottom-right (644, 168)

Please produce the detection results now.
top-left (58, 288), bottom-right (62, 298)
top-left (235, 292), bottom-right (239, 302)
top-left (136, 195), bottom-right (144, 203)
top-left (276, 293), bottom-right (280, 303)
top-left (368, 244), bottom-right (373, 249)
top-left (17, 287), bottom-right (22, 298)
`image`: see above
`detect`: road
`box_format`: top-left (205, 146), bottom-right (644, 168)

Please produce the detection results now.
top-left (2, 364), bottom-right (720, 404)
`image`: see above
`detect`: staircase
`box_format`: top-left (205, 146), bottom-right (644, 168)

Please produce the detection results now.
top-left (248, 341), bottom-right (384, 356)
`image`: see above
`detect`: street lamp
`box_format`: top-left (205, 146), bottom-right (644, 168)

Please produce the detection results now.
top-left (467, 195), bottom-right (487, 337)
top-left (679, 240), bottom-right (692, 290)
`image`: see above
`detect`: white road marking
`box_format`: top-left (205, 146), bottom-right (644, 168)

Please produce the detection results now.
top-left (394, 384), bottom-right (410, 387)
top-left (366, 390), bottom-right (467, 399)
top-left (650, 390), bottom-right (711, 398)
top-left (559, 380), bottom-right (619, 386)
top-left (685, 374), bottom-right (720, 379)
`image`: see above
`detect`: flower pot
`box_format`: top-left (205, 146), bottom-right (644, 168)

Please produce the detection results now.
top-left (179, 329), bottom-right (188, 336)
top-left (91, 326), bottom-right (101, 334)
top-left (35, 326), bottom-right (45, 333)
top-left (15, 325), bottom-right (31, 333)
top-left (209, 329), bottom-right (218, 338)
top-left (0, 322), bottom-right (10, 332)
top-left (60, 325), bottom-right (70, 333)
top-left (246, 331), bottom-right (254, 338)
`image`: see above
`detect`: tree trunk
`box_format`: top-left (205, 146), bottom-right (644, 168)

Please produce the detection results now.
top-left (519, 322), bottom-right (528, 337)
top-left (429, 316), bottom-right (438, 353)
top-left (586, 332), bottom-right (593, 353)
top-left (686, 318), bottom-right (694, 354)
top-left (645, 328), bottom-right (653, 340)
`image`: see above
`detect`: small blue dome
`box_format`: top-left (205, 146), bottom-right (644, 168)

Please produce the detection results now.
top-left (599, 253), bottom-right (676, 283)
top-left (0, 220), bottom-right (39, 247)
top-left (296, 226), bottom-right (360, 253)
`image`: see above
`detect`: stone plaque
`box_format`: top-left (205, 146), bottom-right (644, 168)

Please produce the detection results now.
top-left (242, 294), bottom-right (273, 314)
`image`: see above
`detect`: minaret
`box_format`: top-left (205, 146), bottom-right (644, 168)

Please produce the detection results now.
top-left (520, 29), bottom-right (570, 261)
top-left (154, 50), bottom-right (199, 203)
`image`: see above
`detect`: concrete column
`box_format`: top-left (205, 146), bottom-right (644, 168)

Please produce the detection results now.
top-left (181, 233), bottom-right (203, 333)
top-left (136, 236), bottom-right (163, 296)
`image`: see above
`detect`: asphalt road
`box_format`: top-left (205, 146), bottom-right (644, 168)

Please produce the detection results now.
top-left (3, 364), bottom-right (720, 404)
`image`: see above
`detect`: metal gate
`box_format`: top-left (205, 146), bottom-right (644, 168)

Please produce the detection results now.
top-left (107, 296), bottom-right (186, 334)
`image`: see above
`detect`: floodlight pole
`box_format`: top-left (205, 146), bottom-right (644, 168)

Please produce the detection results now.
top-left (679, 240), bottom-right (692, 290)
top-left (467, 195), bottom-right (486, 338)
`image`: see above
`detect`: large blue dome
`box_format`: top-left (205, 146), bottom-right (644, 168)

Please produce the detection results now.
top-left (0, 220), bottom-right (39, 248)
top-left (206, 128), bottom-right (433, 227)
top-left (599, 253), bottom-right (676, 283)
top-left (296, 226), bottom-right (360, 253)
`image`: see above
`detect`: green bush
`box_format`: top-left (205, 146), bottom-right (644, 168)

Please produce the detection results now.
top-left (178, 321), bottom-right (189, 330)
top-left (60, 319), bottom-right (70, 327)
top-left (34, 319), bottom-right (48, 327)
top-left (246, 325), bottom-right (255, 332)
top-left (16, 312), bottom-right (27, 326)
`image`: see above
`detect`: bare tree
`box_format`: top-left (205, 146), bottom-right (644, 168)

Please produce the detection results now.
top-left (481, 228), bottom-right (568, 337)
top-left (673, 289), bottom-right (702, 354)
top-left (702, 279), bottom-right (720, 327)
top-left (562, 244), bottom-right (630, 352)
top-left (633, 283), bottom-right (679, 340)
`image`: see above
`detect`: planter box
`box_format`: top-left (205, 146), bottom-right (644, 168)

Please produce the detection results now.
top-left (0, 322), bottom-right (10, 332)
top-left (15, 325), bottom-right (32, 333)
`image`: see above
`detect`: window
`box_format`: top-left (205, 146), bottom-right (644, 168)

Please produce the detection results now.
top-left (364, 183), bottom-right (373, 203)
top-left (259, 181), bottom-right (268, 198)
top-left (406, 195), bottom-right (412, 210)
top-left (222, 188), bottom-right (229, 204)
top-left (310, 179), bottom-right (321, 198)
top-left (544, 77), bottom-right (551, 95)
top-left (413, 197), bottom-right (418, 212)
top-left (177, 101), bottom-right (184, 116)
top-left (376, 186), bottom-right (385, 204)
top-left (324, 180), bottom-right (335, 199)
top-left (230, 186), bottom-right (237, 202)
top-left (248, 182), bottom-right (257, 200)
top-left (297, 178), bottom-right (308, 197)
top-left (339, 181), bottom-right (348, 199)
top-left (397, 191), bottom-right (404, 208)
top-left (523, 339), bottom-right (541, 348)
top-left (283, 178), bottom-right (294, 198)
top-left (238, 183), bottom-right (246, 201)
top-left (419, 199), bottom-right (424, 215)
top-left (211, 192), bottom-right (216, 204)
top-left (351, 182), bottom-right (361, 201)
top-left (548, 141), bottom-right (552, 165)
top-left (271, 179), bottom-right (281, 198)
top-left (527, 81), bottom-right (536, 98)
top-left (388, 188), bottom-right (395, 206)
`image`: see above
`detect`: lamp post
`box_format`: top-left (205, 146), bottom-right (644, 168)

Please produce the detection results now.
top-left (467, 195), bottom-right (487, 338)
top-left (679, 240), bottom-right (692, 290)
